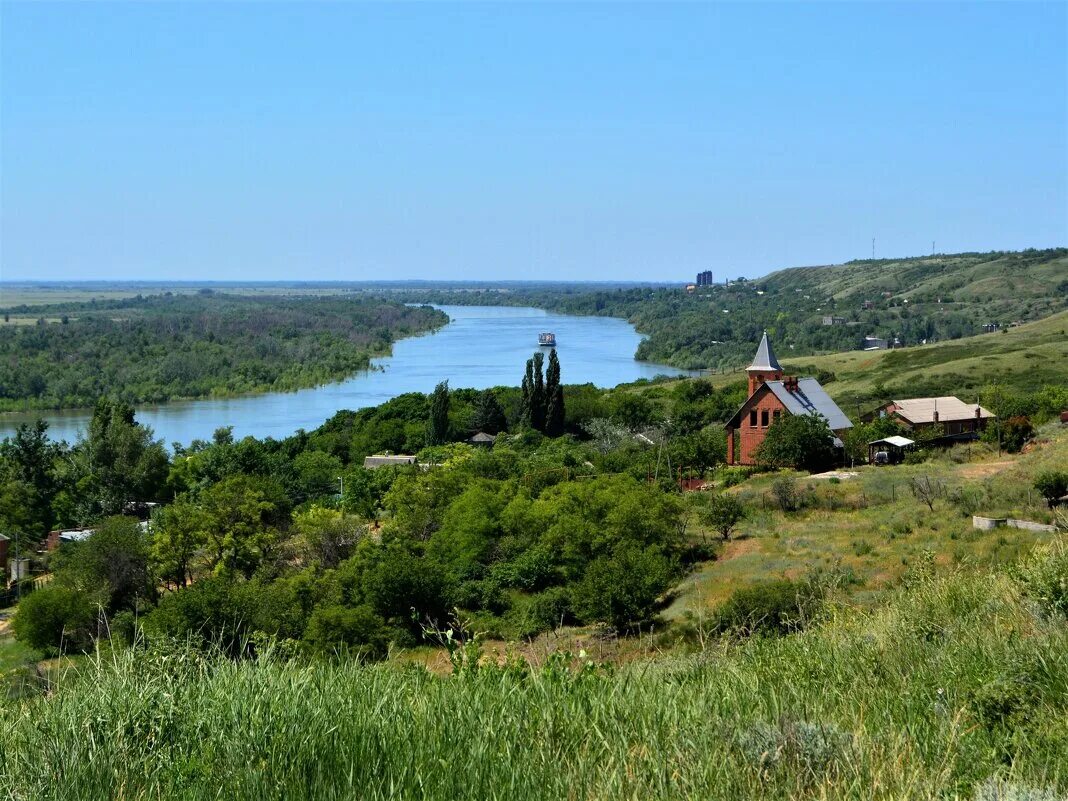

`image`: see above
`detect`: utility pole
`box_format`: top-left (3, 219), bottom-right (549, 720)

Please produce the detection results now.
top-left (337, 475), bottom-right (344, 503)
top-left (872, 237), bottom-right (875, 260)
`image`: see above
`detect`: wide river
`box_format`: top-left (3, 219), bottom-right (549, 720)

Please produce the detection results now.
top-left (0, 305), bottom-right (693, 447)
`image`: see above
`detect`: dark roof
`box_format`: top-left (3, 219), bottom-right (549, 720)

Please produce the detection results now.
top-left (468, 432), bottom-right (497, 443)
top-left (725, 378), bottom-right (853, 432)
top-left (747, 331), bottom-right (782, 372)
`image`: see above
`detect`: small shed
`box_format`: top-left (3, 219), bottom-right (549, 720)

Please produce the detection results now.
top-left (468, 432), bottom-right (497, 447)
top-left (868, 435), bottom-right (915, 465)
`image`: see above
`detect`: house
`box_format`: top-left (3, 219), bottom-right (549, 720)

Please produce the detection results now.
top-left (862, 300), bottom-right (875, 310)
top-left (865, 397), bottom-right (994, 438)
top-left (862, 336), bottom-right (888, 350)
top-left (982, 323), bottom-right (1000, 333)
top-left (822, 316), bottom-right (846, 326)
top-left (468, 432), bottom-right (497, 447)
top-left (724, 332), bottom-right (853, 465)
top-left (46, 527), bottom-right (96, 551)
top-left (363, 454), bottom-right (418, 469)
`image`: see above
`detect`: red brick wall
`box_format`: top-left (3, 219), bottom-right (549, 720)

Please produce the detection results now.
top-left (736, 389), bottom-right (788, 465)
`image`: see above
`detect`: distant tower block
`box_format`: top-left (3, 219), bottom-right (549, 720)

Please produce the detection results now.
top-left (696, 270), bottom-right (714, 286)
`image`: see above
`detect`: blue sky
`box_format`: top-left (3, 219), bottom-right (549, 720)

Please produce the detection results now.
top-left (1, 2), bottom-right (1065, 282)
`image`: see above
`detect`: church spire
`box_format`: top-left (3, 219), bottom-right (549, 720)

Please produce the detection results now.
top-left (748, 330), bottom-right (782, 372)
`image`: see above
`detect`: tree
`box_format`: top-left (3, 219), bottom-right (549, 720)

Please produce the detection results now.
top-left (569, 543), bottom-right (676, 630)
top-left (427, 380), bottom-right (450, 445)
top-left (530, 352), bottom-right (546, 432)
top-left (544, 350), bottom-right (566, 437)
top-left (0, 420), bottom-right (58, 537)
top-left (755, 413), bottom-right (838, 473)
top-left (198, 475), bottom-right (288, 578)
top-left (700, 493), bottom-right (746, 541)
top-left (294, 505), bottom-right (362, 569)
top-left (65, 516), bottom-right (154, 613)
top-left (65, 399), bottom-right (168, 523)
top-left (1034, 472), bottom-right (1068, 509)
top-left (470, 389), bottom-right (507, 435)
top-left (152, 497), bottom-right (208, 589)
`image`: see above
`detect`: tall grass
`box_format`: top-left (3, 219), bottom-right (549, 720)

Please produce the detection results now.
top-left (1, 556), bottom-right (1066, 800)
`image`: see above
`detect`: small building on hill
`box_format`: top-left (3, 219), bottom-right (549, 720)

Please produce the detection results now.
top-left (363, 454), bottom-right (418, 469)
top-left (724, 332), bottom-right (853, 465)
top-left (864, 397), bottom-right (993, 438)
top-left (468, 432), bottom-right (497, 447)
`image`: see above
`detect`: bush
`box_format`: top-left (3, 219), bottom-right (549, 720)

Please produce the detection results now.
top-left (569, 543), bottom-right (676, 630)
top-left (755, 414), bottom-right (838, 473)
top-left (303, 604), bottom-right (388, 660)
top-left (1000, 416), bottom-right (1034, 454)
top-left (771, 475), bottom-right (803, 513)
top-left (511, 587), bottom-right (572, 639)
top-left (714, 578), bottom-right (825, 636)
top-left (1034, 471), bottom-right (1068, 509)
top-left (699, 493), bottom-right (746, 540)
top-left (1015, 540), bottom-right (1068, 619)
top-left (12, 584), bottom-right (96, 654)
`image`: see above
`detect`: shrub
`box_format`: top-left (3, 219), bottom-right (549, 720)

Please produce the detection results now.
top-left (1015, 540), bottom-right (1068, 619)
top-left (699, 493), bottom-right (746, 541)
top-left (713, 578), bottom-right (825, 636)
top-left (303, 604), bottom-right (388, 660)
top-left (511, 587), bottom-right (572, 639)
top-left (569, 543), bottom-right (676, 630)
top-left (12, 584), bottom-right (96, 654)
top-left (755, 414), bottom-right (838, 473)
top-left (1033, 471), bottom-right (1068, 509)
top-left (1000, 416), bottom-right (1034, 454)
top-left (771, 475), bottom-right (802, 513)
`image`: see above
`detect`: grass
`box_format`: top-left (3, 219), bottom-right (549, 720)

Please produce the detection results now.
top-left (1, 554), bottom-right (1065, 800)
top-left (667, 424), bottom-right (1068, 620)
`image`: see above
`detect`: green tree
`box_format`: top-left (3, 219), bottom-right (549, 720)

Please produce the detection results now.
top-left (427, 380), bottom-right (451, 445)
top-left (63, 399), bottom-right (168, 523)
top-left (755, 413), bottom-right (838, 473)
top-left (152, 497), bottom-right (208, 589)
top-left (294, 505), bottom-right (362, 569)
top-left (544, 349), bottom-right (565, 437)
top-left (303, 604), bottom-right (388, 659)
top-left (0, 420), bottom-right (58, 537)
top-left (199, 475), bottom-right (288, 578)
top-left (700, 493), bottom-right (746, 541)
top-left (63, 516), bottom-right (153, 613)
top-left (570, 543), bottom-right (676, 630)
top-left (470, 389), bottom-right (507, 435)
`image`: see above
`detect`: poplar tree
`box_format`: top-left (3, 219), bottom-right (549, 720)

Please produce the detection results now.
top-left (545, 350), bottom-right (565, 437)
top-left (427, 380), bottom-right (450, 445)
top-left (529, 352), bottom-right (546, 432)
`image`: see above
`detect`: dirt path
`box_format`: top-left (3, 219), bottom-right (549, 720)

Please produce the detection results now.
top-left (957, 460), bottom-right (1015, 479)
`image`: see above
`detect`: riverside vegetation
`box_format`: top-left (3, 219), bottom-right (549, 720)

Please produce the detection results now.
top-left (0, 293), bottom-right (446, 411)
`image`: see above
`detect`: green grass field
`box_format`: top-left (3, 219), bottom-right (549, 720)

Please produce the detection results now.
top-left (1, 550), bottom-right (1065, 800)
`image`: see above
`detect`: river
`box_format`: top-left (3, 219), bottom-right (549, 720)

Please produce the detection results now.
top-left (0, 305), bottom-right (694, 447)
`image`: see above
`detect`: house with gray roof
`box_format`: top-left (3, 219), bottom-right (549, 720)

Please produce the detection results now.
top-left (724, 331), bottom-right (852, 466)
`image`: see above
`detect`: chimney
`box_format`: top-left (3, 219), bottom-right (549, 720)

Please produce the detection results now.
top-left (933, 409), bottom-right (939, 423)
top-left (975, 405), bottom-right (981, 419)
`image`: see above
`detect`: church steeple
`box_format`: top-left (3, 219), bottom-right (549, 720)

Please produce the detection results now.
top-left (746, 331), bottom-right (783, 394)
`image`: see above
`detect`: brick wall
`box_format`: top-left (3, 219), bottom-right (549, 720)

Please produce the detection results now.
top-left (736, 389), bottom-right (788, 465)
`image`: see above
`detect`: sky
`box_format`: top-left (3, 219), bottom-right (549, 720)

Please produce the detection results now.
top-left (1, 2), bottom-right (1065, 283)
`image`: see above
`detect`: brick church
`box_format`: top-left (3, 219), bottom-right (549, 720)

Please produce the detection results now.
top-left (724, 332), bottom-right (853, 465)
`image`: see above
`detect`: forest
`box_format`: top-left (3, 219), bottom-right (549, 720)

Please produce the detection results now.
top-left (0, 293), bottom-right (446, 411)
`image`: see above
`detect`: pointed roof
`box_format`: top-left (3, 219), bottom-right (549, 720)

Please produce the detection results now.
top-left (747, 331), bottom-right (782, 372)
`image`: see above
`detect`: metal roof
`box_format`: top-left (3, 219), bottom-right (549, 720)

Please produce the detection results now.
top-left (869, 435), bottom-right (915, 448)
top-left (747, 331), bottom-right (782, 372)
top-left (764, 378), bottom-right (853, 431)
top-left (891, 397), bottom-right (993, 425)
top-left (725, 377), bottom-right (853, 432)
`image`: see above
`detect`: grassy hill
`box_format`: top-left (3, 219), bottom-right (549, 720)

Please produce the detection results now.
top-left (677, 309), bottom-right (1068, 410)
top-left (781, 309), bottom-right (1068, 409)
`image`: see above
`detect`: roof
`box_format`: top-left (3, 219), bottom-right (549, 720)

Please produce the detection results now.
top-left (363, 455), bottom-right (417, 468)
top-left (869, 435), bottom-right (915, 448)
top-left (725, 377), bottom-right (853, 432)
top-left (747, 331), bottom-right (782, 372)
top-left (890, 397), bottom-right (993, 425)
top-left (468, 432), bottom-right (497, 443)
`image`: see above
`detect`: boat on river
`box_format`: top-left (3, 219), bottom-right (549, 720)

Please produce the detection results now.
top-left (538, 332), bottom-right (557, 347)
